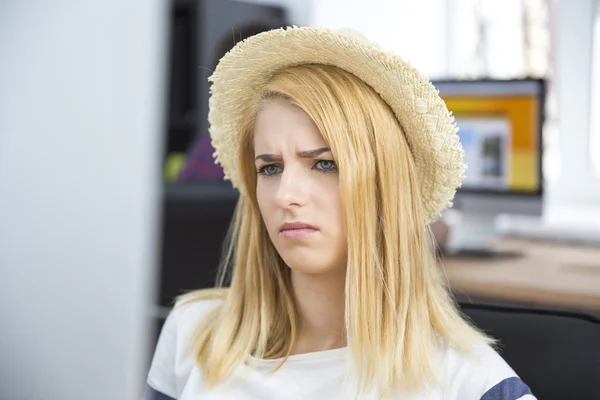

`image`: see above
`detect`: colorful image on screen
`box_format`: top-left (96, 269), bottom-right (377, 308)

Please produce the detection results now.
top-left (442, 95), bottom-right (541, 193)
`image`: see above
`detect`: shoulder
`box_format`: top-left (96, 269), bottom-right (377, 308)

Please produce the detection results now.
top-left (171, 295), bottom-right (223, 338)
top-left (145, 293), bottom-right (223, 399)
top-left (443, 341), bottom-right (535, 400)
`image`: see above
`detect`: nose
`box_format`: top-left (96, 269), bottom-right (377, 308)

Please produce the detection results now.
top-left (275, 164), bottom-right (309, 209)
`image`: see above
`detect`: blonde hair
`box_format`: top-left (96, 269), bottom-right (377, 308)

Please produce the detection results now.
top-left (180, 64), bottom-right (492, 396)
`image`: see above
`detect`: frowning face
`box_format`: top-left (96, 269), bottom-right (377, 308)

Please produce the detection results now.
top-left (253, 100), bottom-right (347, 276)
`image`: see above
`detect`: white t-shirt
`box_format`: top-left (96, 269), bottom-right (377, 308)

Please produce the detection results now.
top-left (145, 299), bottom-right (536, 400)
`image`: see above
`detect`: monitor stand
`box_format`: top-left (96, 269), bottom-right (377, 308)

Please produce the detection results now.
top-left (444, 210), bottom-right (523, 259)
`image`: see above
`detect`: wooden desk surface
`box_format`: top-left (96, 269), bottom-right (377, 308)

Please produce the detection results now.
top-left (442, 238), bottom-right (600, 313)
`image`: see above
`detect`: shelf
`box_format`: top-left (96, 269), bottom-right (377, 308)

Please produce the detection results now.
top-left (164, 182), bottom-right (239, 202)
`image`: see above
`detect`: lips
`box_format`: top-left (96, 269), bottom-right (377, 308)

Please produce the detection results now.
top-left (279, 221), bottom-right (319, 238)
top-left (280, 221), bottom-right (317, 231)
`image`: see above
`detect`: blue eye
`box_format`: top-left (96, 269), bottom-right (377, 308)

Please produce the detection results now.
top-left (314, 160), bottom-right (338, 172)
top-left (257, 164), bottom-right (282, 177)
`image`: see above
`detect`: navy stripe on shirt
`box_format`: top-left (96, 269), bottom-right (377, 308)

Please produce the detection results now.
top-left (480, 377), bottom-right (533, 400)
top-left (144, 384), bottom-right (176, 400)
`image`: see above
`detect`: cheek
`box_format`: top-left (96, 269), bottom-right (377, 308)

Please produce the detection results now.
top-left (256, 181), bottom-right (276, 229)
top-left (319, 178), bottom-right (345, 229)
top-left (323, 176), bottom-right (341, 203)
top-left (256, 183), bottom-right (267, 217)
top-left (333, 194), bottom-right (345, 235)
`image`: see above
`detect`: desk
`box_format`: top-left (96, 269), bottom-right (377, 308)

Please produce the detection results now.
top-left (442, 238), bottom-right (600, 314)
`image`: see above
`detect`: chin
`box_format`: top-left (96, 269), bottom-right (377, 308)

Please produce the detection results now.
top-left (281, 251), bottom-right (343, 276)
top-left (288, 264), bottom-right (337, 276)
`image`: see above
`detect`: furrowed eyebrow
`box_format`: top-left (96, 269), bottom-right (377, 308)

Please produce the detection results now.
top-left (255, 147), bottom-right (332, 162)
top-left (297, 147), bottom-right (331, 158)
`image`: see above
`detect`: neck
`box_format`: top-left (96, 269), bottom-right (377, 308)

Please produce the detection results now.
top-left (290, 269), bottom-right (347, 355)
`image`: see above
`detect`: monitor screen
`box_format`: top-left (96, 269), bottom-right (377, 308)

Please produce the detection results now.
top-left (433, 79), bottom-right (545, 195)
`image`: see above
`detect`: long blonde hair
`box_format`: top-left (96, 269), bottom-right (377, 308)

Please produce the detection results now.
top-left (180, 64), bottom-right (492, 396)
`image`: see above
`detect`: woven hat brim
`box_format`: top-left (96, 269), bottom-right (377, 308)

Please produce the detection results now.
top-left (208, 27), bottom-right (466, 221)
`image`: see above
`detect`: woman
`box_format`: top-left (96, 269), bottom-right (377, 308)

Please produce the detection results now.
top-left (146, 27), bottom-right (535, 399)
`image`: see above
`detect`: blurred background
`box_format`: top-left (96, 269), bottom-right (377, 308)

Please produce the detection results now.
top-left (1, 0), bottom-right (599, 399)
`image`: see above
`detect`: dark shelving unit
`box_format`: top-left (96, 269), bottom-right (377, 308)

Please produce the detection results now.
top-left (152, 0), bottom-right (289, 347)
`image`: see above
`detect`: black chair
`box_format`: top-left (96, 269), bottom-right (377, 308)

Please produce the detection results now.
top-left (459, 302), bottom-right (600, 400)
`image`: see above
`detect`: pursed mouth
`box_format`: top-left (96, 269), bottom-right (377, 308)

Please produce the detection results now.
top-left (279, 221), bottom-right (318, 232)
top-left (279, 227), bottom-right (319, 239)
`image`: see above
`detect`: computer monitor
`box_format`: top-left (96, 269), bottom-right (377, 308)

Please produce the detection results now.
top-left (432, 79), bottom-right (545, 255)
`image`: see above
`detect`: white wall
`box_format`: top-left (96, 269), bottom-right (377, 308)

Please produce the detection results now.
top-left (546, 0), bottom-right (600, 224)
top-left (590, 0), bottom-right (600, 176)
top-left (0, 1), bottom-right (168, 399)
top-left (237, 0), bottom-right (312, 26)
top-left (311, 0), bottom-right (449, 79)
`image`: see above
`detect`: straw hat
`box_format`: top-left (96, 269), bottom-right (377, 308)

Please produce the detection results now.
top-left (208, 26), bottom-right (465, 221)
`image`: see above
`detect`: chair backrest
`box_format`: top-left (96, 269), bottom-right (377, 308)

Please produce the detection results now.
top-left (459, 302), bottom-right (600, 400)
